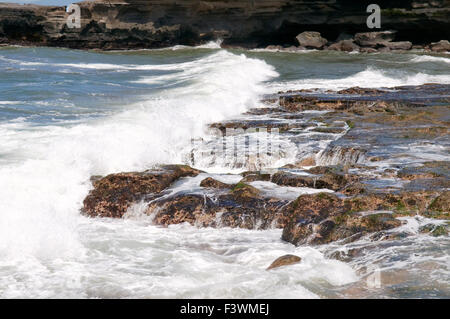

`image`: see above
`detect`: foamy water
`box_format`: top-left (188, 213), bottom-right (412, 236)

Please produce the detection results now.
top-left (0, 46), bottom-right (449, 298)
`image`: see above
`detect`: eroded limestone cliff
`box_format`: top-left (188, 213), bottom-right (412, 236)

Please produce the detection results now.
top-left (0, 0), bottom-right (449, 49)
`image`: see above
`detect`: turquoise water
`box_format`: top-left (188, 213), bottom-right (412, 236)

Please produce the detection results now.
top-left (0, 45), bottom-right (449, 298)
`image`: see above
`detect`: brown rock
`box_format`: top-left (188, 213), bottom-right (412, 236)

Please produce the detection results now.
top-left (383, 41), bottom-right (412, 50)
top-left (354, 31), bottom-right (396, 47)
top-left (271, 168), bottom-right (356, 191)
top-left (328, 40), bottom-right (359, 52)
top-left (295, 31), bottom-right (327, 49)
top-left (200, 177), bottom-right (231, 189)
top-left (266, 254), bottom-right (301, 270)
top-left (147, 190), bottom-right (290, 229)
top-left (430, 40), bottom-right (450, 52)
top-left (82, 165), bottom-right (201, 218)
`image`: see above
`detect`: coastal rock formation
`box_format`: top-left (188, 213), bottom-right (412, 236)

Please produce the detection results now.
top-left (0, 0), bottom-right (449, 49)
top-left (82, 84), bottom-right (449, 247)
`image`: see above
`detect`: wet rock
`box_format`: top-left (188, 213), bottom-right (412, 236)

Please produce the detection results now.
top-left (265, 45), bottom-right (283, 51)
top-left (347, 191), bottom-right (439, 216)
top-left (315, 146), bottom-right (367, 166)
top-left (383, 41), bottom-right (412, 50)
top-left (281, 188), bottom-right (447, 246)
top-left (278, 94), bottom-right (407, 115)
top-left (272, 166), bottom-right (357, 191)
top-left (82, 165), bottom-right (201, 218)
top-left (266, 254), bottom-right (301, 270)
top-left (341, 182), bottom-right (368, 196)
top-left (426, 191), bottom-right (449, 219)
top-left (397, 161), bottom-right (449, 180)
top-left (200, 177), bottom-right (231, 189)
top-left (328, 248), bottom-right (363, 262)
top-left (295, 31), bottom-right (327, 49)
top-left (297, 156), bottom-right (316, 167)
top-left (337, 87), bottom-right (384, 95)
top-left (360, 47), bottom-right (378, 53)
top-left (240, 171), bottom-right (271, 183)
top-left (419, 224), bottom-right (448, 237)
top-left (328, 40), bottom-right (359, 52)
top-left (283, 210), bottom-right (402, 246)
top-left (369, 230), bottom-right (410, 241)
top-left (147, 188), bottom-right (290, 229)
top-left (430, 40), bottom-right (450, 52)
top-left (354, 31), bottom-right (396, 47)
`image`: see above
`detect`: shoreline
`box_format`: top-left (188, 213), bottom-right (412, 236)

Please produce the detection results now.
top-left (1, 1), bottom-right (449, 52)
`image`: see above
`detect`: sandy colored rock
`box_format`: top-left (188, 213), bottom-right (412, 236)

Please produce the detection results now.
top-left (266, 254), bottom-right (301, 270)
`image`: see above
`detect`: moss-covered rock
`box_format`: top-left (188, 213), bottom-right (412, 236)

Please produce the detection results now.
top-left (82, 165), bottom-right (202, 218)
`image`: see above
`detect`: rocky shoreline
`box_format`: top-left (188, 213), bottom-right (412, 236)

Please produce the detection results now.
top-left (0, 0), bottom-right (449, 51)
top-left (82, 83), bottom-right (449, 265)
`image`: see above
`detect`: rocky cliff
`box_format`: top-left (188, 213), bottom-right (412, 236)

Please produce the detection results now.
top-left (0, 0), bottom-right (449, 49)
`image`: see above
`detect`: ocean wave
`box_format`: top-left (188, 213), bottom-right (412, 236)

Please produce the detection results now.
top-left (0, 50), bottom-right (278, 261)
top-left (410, 55), bottom-right (450, 64)
top-left (267, 66), bottom-right (450, 92)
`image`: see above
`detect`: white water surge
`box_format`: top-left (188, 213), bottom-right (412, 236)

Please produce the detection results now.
top-left (0, 50), bottom-right (356, 298)
top-left (0, 51), bottom-right (277, 258)
top-left (0, 47), bottom-right (448, 298)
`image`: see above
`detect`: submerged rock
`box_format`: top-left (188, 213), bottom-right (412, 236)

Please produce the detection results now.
top-left (266, 254), bottom-right (301, 270)
top-left (82, 165), bottom-right (201, 218)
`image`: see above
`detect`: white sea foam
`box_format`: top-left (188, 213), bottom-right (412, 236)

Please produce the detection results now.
top-left (410, 55), bottom-right (450, 64)
top-left (0, 50), bottom-right (278, 259)
top-left (267, 67), bottom-right (450, 92)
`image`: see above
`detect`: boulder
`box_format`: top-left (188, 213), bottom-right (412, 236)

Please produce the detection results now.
top-left (328, 40), bottom-right (359, 52)
top-left (82, 165), bottom-right (201, 218)
top-left (430, 40), bottom-right (450, 52)
top-left (266, 254), bottom-right (301, 270)
top-left (354, 31), bottom-right (396, 47)
top-left (295, 31), bottom-right (327, 49)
